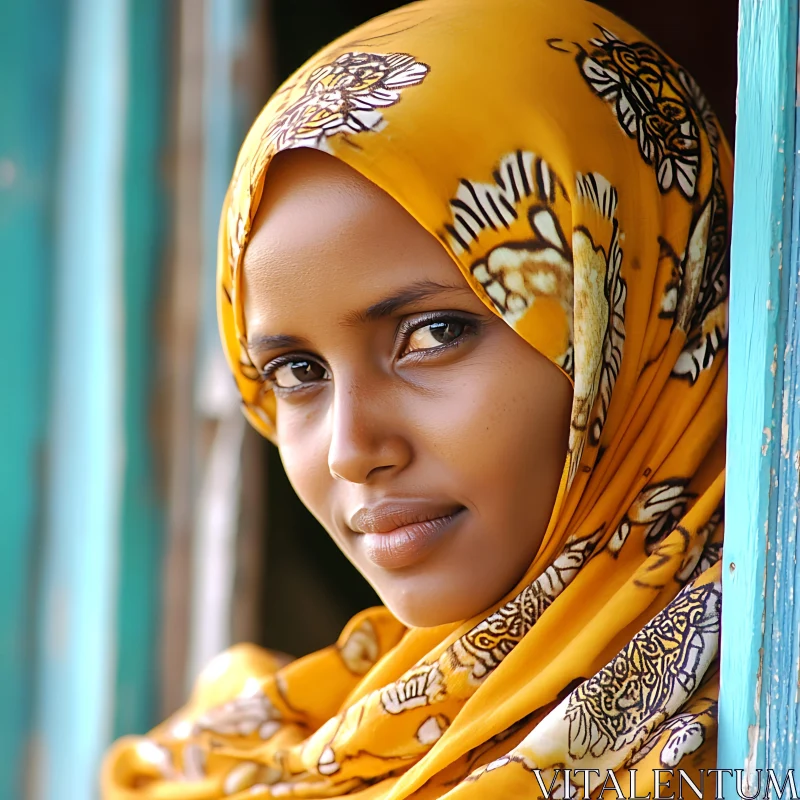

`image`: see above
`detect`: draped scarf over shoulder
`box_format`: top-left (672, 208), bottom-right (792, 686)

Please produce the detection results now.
top-left (103, 0), bottom-right (730, 796)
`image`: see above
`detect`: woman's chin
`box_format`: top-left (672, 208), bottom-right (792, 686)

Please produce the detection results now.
top-left (376, 578), bottom-right (501, 628)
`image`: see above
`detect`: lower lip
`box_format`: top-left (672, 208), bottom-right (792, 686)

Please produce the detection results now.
top-left (360, 509), bottom-right (467, 570)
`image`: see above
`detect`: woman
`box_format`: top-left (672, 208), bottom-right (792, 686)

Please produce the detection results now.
top-left (103, 0), bottom-right (730, 796)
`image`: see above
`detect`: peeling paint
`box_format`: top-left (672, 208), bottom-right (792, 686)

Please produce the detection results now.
top-left (782, 386), bottom-right (791, 456)
top-left (745, 648), bottom-right (764, 790)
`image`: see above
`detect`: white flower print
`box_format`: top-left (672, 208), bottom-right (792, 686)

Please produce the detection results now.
top-left (381, 664), bottom-right (445, 714)
top-left (266, 52), bottom-right (429, 151)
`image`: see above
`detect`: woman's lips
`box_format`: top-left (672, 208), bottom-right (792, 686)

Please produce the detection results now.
top-left (349, 501), bottom-right (466, 570)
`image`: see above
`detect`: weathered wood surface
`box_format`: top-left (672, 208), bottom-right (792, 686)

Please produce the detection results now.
top-left (186, 0), bottom-right (272, 686)
top-left (720, 0), bottom-right (800, 784)
top-left (157, 0), bottom-right (205, 718)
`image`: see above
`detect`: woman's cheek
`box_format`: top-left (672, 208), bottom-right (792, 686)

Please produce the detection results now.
top-left (412, 382), bottom-right (507, 493)
top-left (278, 431), bottom-right (330, 513)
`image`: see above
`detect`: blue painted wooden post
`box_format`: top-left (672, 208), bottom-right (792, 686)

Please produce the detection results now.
top-left (4, 0), bottom-right (168, 792)
top-left (113, 0), bottom-right (169, 741)
top-left (0, 1), bottom-right (67, 796)
top-left (719, 0), bottom-right (800, 786)
top-left (33, 0), bottom-right (129, 795)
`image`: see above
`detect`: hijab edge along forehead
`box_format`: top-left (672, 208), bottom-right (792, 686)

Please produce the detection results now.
top-left (203, 0), bottom-right (731, 796)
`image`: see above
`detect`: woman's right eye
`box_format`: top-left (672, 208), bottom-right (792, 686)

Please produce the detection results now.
top-left (268, 359), bottom-right (330, 389)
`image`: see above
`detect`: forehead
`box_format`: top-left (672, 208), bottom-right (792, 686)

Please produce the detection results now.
top-left (241, 148), bottom-right (463, 330)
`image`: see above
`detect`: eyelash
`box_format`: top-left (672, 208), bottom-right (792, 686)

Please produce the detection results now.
top-left (396, 312), bottom-right (478, 360)
top-left (261, 312), bottom-right (479, 393)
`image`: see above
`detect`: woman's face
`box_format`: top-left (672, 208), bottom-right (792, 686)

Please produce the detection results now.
top-left (242, 149), bottom-right (572, 627)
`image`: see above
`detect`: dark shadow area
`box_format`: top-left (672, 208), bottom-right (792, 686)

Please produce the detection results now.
top-left (260, 0), bottom-right (739, 658)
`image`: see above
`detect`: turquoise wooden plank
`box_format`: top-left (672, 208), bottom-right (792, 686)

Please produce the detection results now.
top-left (33, 0), bottom-right (128, 795)
top-left (719, 0), bottom-right (800, 785)
top-left (0, 0), bottom-right (66, 796)
top-left (113, 0), bottom-right (169, 740)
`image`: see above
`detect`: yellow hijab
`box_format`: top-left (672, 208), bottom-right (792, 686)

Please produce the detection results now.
top-left (103, 0), bottom-right (730, 796)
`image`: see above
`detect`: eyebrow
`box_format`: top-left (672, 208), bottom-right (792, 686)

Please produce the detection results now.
top-left (247, 332), bottom-right (309, 355)
top-left (247, 279), bottom-right (472, 355)
top-left (343, 279), bottom-right (473, 326)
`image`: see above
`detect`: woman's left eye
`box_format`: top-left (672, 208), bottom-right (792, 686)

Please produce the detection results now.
top-left (404, 319), bottom-right (469, 354)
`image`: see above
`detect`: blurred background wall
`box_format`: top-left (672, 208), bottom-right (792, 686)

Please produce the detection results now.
top-left (1, 1), bottom-right (736, 798)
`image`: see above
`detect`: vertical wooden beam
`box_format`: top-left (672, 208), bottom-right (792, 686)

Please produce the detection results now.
top-left (113, 0), bottom-right (170, 740)
top-left (186, 0), bottom-right (272, 683)
top-left (158, 0), bottom-right (205, 717)
top-left (0, 1), bottom-right (66, 796)
top-left (720, 0), bottom-right (800, 784)
top-left (32, 0), bottom-right (128, 796)
top-left (185, 0), bottom-right (252, 687)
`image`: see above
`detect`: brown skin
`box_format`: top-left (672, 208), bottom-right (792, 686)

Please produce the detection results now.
top-left (242, 148), bottom-right (572, 627)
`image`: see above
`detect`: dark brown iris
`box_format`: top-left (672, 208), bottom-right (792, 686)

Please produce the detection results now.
top-left (290, 360), bottom-right (327, 383)
top-left (428, 321), bottom-right (465, 344)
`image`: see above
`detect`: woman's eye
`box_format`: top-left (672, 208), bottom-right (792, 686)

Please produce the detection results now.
top-left (406, 320), bottom-right (467, 353)
top-left (269, 359), bottom-right (329, 389)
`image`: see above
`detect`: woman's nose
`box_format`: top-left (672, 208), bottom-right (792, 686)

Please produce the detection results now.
top-left (327, 382), bottom-right (412, 484)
